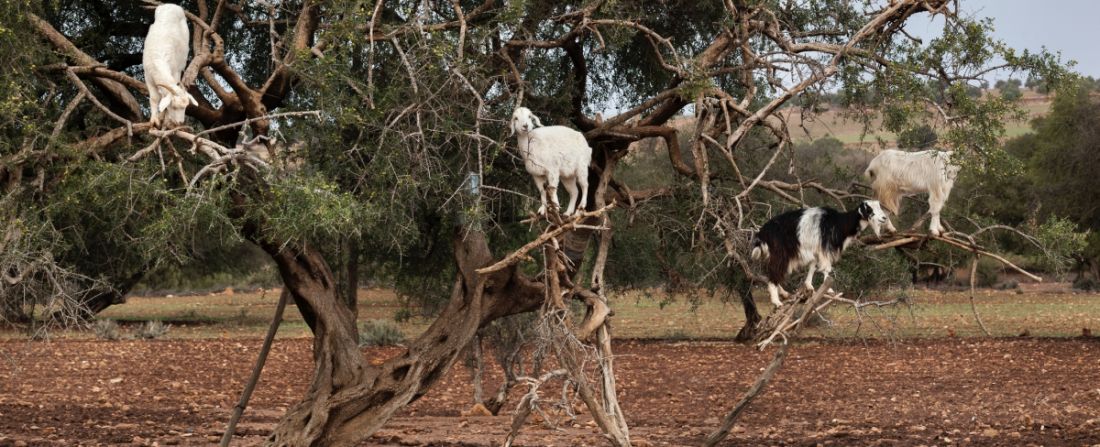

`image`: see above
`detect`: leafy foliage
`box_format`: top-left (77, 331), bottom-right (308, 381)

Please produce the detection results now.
top-left (359, 319), bottom-right (405, 347)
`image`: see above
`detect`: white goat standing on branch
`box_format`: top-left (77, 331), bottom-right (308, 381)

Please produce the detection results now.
top-left (510, 107), bottom-right (592, 216)
top-left (143, 3), bottom-right (197, 128)
top-left (864, 149), bottom-right (960, 236)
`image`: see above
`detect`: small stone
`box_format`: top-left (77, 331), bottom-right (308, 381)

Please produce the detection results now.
top-left (461, 403), bottom-right (492, 417)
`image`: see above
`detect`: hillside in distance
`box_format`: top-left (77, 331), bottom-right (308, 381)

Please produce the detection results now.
top-left (778, 88), bottom-right (1052, 149)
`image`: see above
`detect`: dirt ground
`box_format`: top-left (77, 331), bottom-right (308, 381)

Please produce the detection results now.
top-left (2, 337), bottom-right (1099, 447)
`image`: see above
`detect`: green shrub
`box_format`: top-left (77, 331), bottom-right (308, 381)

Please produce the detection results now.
top-left (831, 246), bottom-right (912, 297)
top-left (359, 319), bottom-right (405, 347)
top-left (92, 319), bottom-right (121, 341)
top-left (1073, 276), bottom-right (1098, 291)
top-left (975, 258), bottom-right (1001, 288)
top-left (137, 320), bottom-right (170, 339)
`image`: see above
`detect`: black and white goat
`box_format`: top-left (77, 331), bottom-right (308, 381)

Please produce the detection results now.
top-left (750, 201), bottom-right (889, 307)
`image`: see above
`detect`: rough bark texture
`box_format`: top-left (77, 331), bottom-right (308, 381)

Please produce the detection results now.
top-left (734, 277), bottom-right (762, 342)
top-left (258, 227), bottom-right (544, 446)
top-left (345, 237), bottom-right (360, 320)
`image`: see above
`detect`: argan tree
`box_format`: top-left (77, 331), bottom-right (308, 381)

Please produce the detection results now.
top-left (6, 0), bottom-right (1071, 445)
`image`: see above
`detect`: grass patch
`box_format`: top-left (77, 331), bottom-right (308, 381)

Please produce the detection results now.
top-left (25, 284), bottom-right (1100, 341)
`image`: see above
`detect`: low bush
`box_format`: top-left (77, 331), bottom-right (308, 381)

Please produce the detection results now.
top-left (137, 320), bottom-right (170, 339)
top-left (359, 319), bottom-right (405, 347)
top-left (92, 319), bottom-right (121, 341)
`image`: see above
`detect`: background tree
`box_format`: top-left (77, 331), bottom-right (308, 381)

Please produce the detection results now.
top-left (1022, 80), bottom-right (1100, 284)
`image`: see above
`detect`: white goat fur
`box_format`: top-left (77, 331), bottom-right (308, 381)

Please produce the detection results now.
top-left (864, 149), bottom-right (960, 236)
top-left (510, 107), bottom-right (592, 215)
top-left (143, 4), bottom-right (196, 128)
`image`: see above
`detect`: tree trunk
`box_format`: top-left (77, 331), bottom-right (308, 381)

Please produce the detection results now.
top-left (734, 270), bottom-right (762, 342)
top-left (345, 237), bottom-right (359, 320)
top-left (261, 227), bottom-right (545, 446)
top-left (72, 270), bottom-right (146, 320)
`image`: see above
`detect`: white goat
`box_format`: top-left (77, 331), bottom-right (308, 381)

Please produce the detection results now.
top-left (510, 107), bottom-right (592, 216)
top-left (864, 149), bottom-right (960, 236)
top-left (143, 4), bottom-right (197, 128)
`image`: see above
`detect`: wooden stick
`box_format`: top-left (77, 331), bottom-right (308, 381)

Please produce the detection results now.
top-left (476, 204), bottom-right (615, 275)
top-left (867, 236), bottom-right (921, 251)
top-left (700, 342), bottom-right (790, 447)
top-left (220, 289), bottom-right (288, 446)
top-left (968, 256), bottom-right (991, 336)
top-left (934, 234), bottom-right (1042, 282)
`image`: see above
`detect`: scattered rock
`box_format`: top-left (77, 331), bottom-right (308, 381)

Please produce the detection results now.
top-left (460, 403), bottom-right (492, 417)
top-left (981, 428), bottom-right (999, 437)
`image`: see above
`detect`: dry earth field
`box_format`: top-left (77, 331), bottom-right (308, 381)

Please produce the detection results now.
top-left (1, 284), bottom-right (1099, 446)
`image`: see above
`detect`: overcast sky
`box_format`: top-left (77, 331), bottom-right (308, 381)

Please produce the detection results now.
top-left (910, 0), bottom-right (1100, 79)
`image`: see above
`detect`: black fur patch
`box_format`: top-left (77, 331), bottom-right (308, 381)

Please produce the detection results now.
top-left (818, 207), bottom-right (863, 253)
top-left (754, 204), bottom-right (871, 285)
top-left (857, 202), bottom-right (873, 220)
top-left (753, 208), bottom-right (805, 284)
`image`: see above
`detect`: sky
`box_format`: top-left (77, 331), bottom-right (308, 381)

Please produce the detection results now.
top-left (910, 0), bottom-right (1100, 79)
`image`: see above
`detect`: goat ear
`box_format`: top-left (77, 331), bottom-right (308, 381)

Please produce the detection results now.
top-left (158, 95), bottom-right (172, 113)
top-left (531, 115), bottom-right (542, 128)
top-left (858, 202), bottom-right (871, 218)
top-left (186, 92), bottom-right (198, 106)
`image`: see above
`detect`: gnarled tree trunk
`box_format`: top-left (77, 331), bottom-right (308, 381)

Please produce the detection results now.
top-left (258, 227), bottom-right (545, 446)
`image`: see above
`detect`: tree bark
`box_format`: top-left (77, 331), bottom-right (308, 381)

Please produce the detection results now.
top-left (71, 270), bottom-right (146, 320)
top-left (345, 237), bottom-right (360, 320)
top-left (734, 271), bottom-right (762, 342)
top-left (260, 227), bottom-right (545, 446)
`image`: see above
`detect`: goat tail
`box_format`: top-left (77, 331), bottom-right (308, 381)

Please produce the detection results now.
top-left (750, 237), bottom-right (768, 261)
